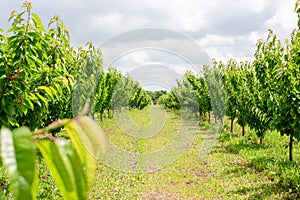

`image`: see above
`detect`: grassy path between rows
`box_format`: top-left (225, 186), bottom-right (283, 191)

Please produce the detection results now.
top-left (88, 106), bottom-right (298, 199)
top-left (1, 106), bottom-right (298, 199)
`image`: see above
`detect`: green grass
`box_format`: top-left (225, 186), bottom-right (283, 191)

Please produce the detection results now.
top-left (88, 108), bottom-right (300, 199)
top-left (1, 108), bottom-right (299, 199)
top-left (221, 130), bottom-right (300, 197)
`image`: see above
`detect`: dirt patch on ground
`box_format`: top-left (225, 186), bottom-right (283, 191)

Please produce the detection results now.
top-left (141, 191), bottom-right (199, 200)
top-left (140, 191), bottom-right (180, 200)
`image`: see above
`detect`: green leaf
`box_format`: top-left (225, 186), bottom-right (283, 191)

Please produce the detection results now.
top-left (74, 116), bottom-right (106, 159)
top-left (35, 93), bottom-right (48, 105)
top-left (23, 98), bottom-right (34, 110)
top-left (0, 127), bottom-right (38, 200)
top-left (35, 139), bottom-right (87, 200)
top-left (49, 86), bottom-right (59, 98)
top-left (31, 13), bottom-right (46, 32)
top-left (63, 116), bottom-right (106, 188)
top-left (38, 86), bottom-right (54, 99)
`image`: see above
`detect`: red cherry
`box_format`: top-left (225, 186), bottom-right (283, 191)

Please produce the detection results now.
top-left (17, 97), bottom-right (22, 105)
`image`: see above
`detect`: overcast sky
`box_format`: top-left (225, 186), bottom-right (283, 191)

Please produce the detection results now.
top-left (0, 0), bottom-right (298, 90)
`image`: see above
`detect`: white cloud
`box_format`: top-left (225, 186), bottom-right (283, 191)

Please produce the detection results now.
top-left (116, 50), bottom-right (150, 67)
top-left (198, 34), bottom-right (235, 46)
top-left (248, 0), bottom-right (271, 13)
top-left (91, 13), bottom-right (124, 32)
top-left (247, 31), bottom-right (264, 44)
top-left (203, 47), bottom-right (232, 62)
top-left (91, 12), bottom-right (150, 34)
top-left (201, 31), bottom-right (266, 63)
top-left (266, 0), bottom-right (297, 39)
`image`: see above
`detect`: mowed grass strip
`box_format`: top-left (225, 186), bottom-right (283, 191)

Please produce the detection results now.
top-left (89, 108), bottom-right (298, 200)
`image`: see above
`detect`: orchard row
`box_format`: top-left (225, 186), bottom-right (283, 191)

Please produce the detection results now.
top-left (159, 7), bottom-right (300, 162)
top-left (0, 3), bottom-right (151, 130)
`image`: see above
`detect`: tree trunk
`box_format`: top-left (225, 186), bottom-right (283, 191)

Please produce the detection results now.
top-left (100, 112), bottom-right (103, 122)
top-left (208, 112), bottom-right (211, 124)
top-left (242, 125), bottom-right (245, 136)
top-left (107, 109), bottom-right (110, 118)
top-left (289, 133), bottom-right (293, 161)
top-left (259, 137), bottom-right (263, 145)
top-left (230, 117), bottom-right (234, 133)
top-left (198, 107), bottom-right (203, 121)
